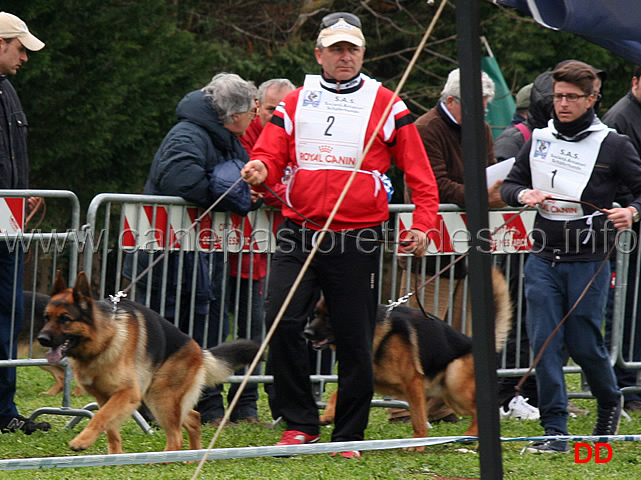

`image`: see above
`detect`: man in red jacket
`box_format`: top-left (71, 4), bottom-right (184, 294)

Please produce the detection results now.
top-left (242, 12), bottom-right (438, 458)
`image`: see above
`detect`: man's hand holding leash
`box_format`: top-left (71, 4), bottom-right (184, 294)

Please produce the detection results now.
top-left (400, 229), bottom-right (428, 258)
top-left (519, 188), bottom-right (637, 232)
top-left (242, 160), bottom-right (268, 186)
top-left (517, 188), bottom-right (550, 208)
top-left (605, 206), bottom-right (636, 231)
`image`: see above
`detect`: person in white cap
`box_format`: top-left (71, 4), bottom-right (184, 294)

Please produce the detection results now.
top-left (242, 12), bottom-right (439, 458)
top-left (0, 12), bottom-right (49, 435)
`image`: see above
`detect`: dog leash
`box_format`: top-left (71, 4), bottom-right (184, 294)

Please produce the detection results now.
top-left (261, 182), bottom-right (417, 247)
top-left (108, 176), bottom-right (246, 311)
top-left (191, 3), bottom-right (451, 476)
top-left (501, 198), bottom-right (620, 396)
top-left (389, 196), bottom-right (619, 317)
top-left (513, 240), bottom-right (616, 397)
top-left (385, 204), bottom-right (530, 318)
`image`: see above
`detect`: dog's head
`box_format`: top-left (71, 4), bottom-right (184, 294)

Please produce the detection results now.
top-left (303, 297), bottom-right (336, 351)
top-left (37, 271), bottom-right (96, 363)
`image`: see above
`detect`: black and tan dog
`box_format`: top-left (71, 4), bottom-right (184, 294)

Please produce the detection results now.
top-left (37, 271), bottom-right (259, 454)
top-left (304, 268), bottom-right (511, 451)
top-left (18, 291), bottom-right (86, 395)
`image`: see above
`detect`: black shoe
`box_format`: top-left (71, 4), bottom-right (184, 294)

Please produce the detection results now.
top-left (526, 430), bottom-right (569, 454)
top-left (624, 399), bottom-right (641, 412)
top-left (388, 415), bottom-right (411, 425)
top-left (593, 395), bottom-right (623, 438)
top-left (0, 415), bottom-right (51, 435)
top-left (431, 413), bottom-right (460, 424)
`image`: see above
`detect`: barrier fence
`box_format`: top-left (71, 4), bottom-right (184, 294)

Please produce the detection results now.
top-left (0, 191), bottom-right (638, 463)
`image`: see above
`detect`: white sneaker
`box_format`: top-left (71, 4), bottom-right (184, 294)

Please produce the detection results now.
top-left (500, 395), bottom-right (540, 420)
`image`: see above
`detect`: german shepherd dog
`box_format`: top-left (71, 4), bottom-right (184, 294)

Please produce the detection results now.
top-left (304, 268), bottom-right (511, 451)
top-left (37, 271), bottom-right (260, 454)
top-left (18, 291), bottom-right (86, 395)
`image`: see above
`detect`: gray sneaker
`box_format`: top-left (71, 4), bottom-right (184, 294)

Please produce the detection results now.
top-left (526, 431), bottom-right (569, 454)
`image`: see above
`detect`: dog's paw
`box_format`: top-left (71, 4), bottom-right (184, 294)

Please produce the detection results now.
top-left (69, 434), bottom-right (94, 451)
top-left (403, 446), bottom-right (425, 453)
top-left (319, 415), bottom-right (334, 426)
top-left (41, 387), bottom-right (62, 395)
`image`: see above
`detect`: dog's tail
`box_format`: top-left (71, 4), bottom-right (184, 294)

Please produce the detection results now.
top-left (492, 267), bottom-right (513, 353)
top-left (201, 339), bottom-right (261, 386)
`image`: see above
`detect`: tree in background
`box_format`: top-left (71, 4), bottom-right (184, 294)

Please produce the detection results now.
top-left (10, 0), bottom-right (632, 213)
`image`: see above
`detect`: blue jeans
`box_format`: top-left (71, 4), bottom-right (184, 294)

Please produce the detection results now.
top-left (525, 255), bottom-right (620, 434)
top-left (0, 244), bottom-right (23, 420)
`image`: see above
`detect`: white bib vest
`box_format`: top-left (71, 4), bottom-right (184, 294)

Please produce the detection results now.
top-left (295, 74), bottom-right (379, 172)
top-left (286, 74), bottom-right (389, 204)
top-left (530, 121), bottom-right (610, 221)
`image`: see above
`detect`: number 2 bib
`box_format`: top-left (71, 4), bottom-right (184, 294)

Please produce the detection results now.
top-left (294, 74), bottom-right (379, 172)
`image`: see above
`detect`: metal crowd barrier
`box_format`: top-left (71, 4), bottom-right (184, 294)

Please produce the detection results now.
top-left (0, 189), bottom-right (94, 422)
top-left (1, 192), bottom-right (636, 431)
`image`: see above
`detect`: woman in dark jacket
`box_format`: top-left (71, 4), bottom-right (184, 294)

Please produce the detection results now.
top-left (126, 73), bottom-right (258, 425)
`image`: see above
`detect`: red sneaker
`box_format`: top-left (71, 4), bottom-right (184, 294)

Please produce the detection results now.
top-left (275, 430), bottom-right (320, 446)
top-left (331, 450), bottom-right (361, 459)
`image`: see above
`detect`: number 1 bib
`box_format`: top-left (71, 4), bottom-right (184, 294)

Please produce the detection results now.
top-left (530, 124), bottom-right (610, 221)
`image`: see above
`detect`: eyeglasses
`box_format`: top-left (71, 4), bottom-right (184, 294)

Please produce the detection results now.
top-left (320, 12), bottom-right (361, 30)
top-left (552, 93), bottom-right (591, 103)
top-left (236, 106), bottom-right (258, 119)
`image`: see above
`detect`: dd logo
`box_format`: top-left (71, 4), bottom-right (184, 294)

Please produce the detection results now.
top-left (574, 442), bottom-right (613, 463)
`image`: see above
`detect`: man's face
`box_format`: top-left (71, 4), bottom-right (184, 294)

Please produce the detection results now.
top-left (631, 75), bottom-right (641, 103)
top-left (444, 95), bottom-right (490, 124)
top-left (259, 85), bottom-right (293, 127)
top-left (0, 38), bottom-right (28, 75)
top-left (315, 41), bottom-right (364, 82)
top-left (553, 81), bottom-right (595, 123)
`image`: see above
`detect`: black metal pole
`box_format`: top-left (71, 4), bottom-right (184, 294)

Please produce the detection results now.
top-left (456, 1), bottom-right (504, 478)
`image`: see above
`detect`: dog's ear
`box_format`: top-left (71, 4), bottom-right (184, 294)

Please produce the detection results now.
top-left (72, 272), bottom-right (93, 305)
top-left (316, 296), bottom-right (327, 315)
top-left (51, 270), bottom-right (67, 296)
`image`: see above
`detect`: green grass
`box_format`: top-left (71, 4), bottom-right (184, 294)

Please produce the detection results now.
top-left (1, 368), bottom-right (641, 479)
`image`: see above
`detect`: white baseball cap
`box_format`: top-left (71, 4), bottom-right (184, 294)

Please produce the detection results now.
top-left (317, 16), bottom-right (365, 48)
top-left (0, 12), bottom-right (45, 51)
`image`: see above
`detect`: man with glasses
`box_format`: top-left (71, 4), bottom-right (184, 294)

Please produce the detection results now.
top-left (242, 12), bottom-right (439, 458)
top-left (501, 60), bottom-right (641, 453)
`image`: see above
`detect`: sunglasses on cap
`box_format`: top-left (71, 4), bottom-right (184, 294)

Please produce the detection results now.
top-left (320, 12), bottom-right (361, 30)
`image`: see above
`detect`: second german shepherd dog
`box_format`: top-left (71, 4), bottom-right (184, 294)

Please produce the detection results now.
top-left (38, 271), bottom-right (259, 454)
top-left (304, 268), bottom-right (511, 451)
